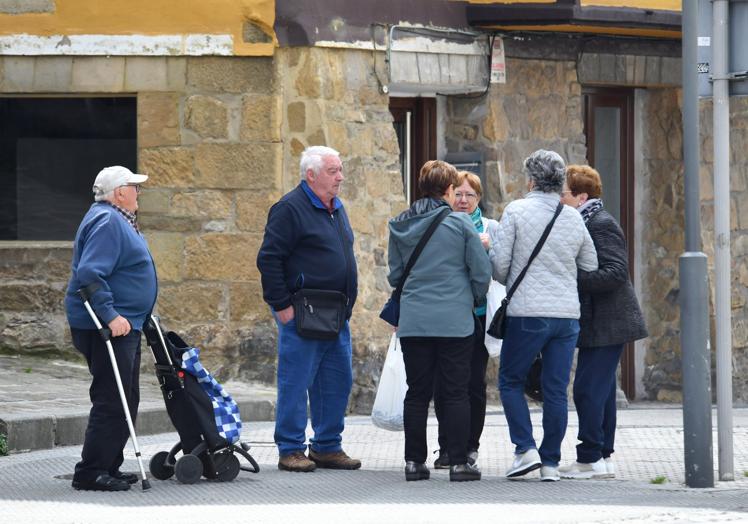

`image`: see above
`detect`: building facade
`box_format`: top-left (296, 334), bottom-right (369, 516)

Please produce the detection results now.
top-left (1, 0), bottom-right (746, 411)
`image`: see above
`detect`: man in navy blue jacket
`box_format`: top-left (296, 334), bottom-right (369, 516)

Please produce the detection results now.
top-left (65, 166), bottom-right (157, 491)
top-left (257, 146), bottom-right (360, 472)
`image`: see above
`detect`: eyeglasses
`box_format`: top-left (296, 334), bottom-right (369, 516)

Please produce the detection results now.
top-left (455, 192), bottom-right (478, 201)
top-left (125, 184), bottom-right (141, 194)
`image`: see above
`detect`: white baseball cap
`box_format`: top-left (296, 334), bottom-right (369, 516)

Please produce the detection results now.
top-left (92, 166), bottom-right (148, 198)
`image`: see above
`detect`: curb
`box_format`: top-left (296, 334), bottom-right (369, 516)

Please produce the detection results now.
top-left (0, 398), bottom-right (275, 454)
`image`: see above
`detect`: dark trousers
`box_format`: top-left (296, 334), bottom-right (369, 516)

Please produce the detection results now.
top-left (400, 334), bottom-right (473, 466)
top-left (434, 315), bottom-right (488, 453)
top-left (573, 344), bottom-right (624, 463)
top-left (71, 328), bottom-right (141, 482)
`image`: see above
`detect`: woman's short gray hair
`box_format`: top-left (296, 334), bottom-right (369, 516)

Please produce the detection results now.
top-left (300, 146), bottom-right (341, 180)
top-left (524, 149), bottom-right (566, 193)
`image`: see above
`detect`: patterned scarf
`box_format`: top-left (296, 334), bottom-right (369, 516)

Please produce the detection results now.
top-left (578, 198), bottom-right (604, 224)
top-left (470, 206), bottom-right (484, 233)
top-left (106, 202), bottom-right (140, 233)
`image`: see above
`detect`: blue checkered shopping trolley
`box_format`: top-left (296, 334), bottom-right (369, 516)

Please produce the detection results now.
top-left (143, 316), bottom-right (260, 484)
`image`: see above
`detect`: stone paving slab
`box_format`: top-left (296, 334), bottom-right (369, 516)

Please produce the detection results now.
top-left (0, 354), bottom-right (276, 453)
top-left (1, 412), bottom-right (747, 523)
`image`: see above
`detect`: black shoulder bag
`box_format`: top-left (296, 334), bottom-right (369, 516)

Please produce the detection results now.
top-left (487, 202), bottom-right (564, 339)
top-left (379, 207), bottom-right (451, 327)
top-left (291, 210), bottom-right (353, 340)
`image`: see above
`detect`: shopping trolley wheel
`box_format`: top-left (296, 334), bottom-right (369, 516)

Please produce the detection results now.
top-left (175, 454), bottom-right (202, 484)
top-left (149, 451), bottom-right (174, 481)
top-left (215, 452), bottom-right (241, 482)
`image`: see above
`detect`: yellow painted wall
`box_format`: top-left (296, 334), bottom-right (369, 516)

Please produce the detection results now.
top-left (581, 0), bottom-right (680, 11)
top-left (465, 0), bottom-right (680, 11)
top-left (0, 0), bottom-right (275, 56)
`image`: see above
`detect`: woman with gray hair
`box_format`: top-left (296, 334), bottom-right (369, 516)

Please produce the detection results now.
top-left (489, 149), bottom-right (598, 482)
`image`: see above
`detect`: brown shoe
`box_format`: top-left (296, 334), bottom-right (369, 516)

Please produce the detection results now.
top-left (308, 448), bottom-right (362, 470)
top-left (278, 451), bottom-right (316, 472)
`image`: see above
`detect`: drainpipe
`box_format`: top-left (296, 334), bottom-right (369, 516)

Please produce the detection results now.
top-left (712, 0), bottom-right (734, 482)
top-left (679, 0), bottom-right (714, 489)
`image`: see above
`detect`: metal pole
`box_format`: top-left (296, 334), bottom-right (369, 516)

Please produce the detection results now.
top-left (680, 0), bottom-right (714, 489)
top-left (712, 0), bottom-right (734, 482)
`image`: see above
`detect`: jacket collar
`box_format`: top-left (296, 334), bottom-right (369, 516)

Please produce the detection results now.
top-left (300, 180), bottom-right (342, 212)
top-left (525, 191), bottom-right (561, 204)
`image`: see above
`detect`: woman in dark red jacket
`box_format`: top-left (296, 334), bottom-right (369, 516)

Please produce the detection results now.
top-left (559, 165), bottom-right (648, 480)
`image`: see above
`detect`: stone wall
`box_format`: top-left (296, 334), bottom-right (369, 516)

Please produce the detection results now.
top-left (134, 56), bottom-right (283, 381)
top-left (0, 52), bottom-right (402, 413)
top-left (0, 243), bottom-right (73, 357)
top-left (698, 96), bottom-right (748, 402)
top-left (636, 91), bottom-right (748, 403)
top-left (446, 57), bottom-right (587, 218)
top-left (637, 88), bottom-right (685, 401)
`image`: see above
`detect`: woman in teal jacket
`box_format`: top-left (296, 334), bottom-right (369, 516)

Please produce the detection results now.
top-left (387, 160), bottom-right (491, 483)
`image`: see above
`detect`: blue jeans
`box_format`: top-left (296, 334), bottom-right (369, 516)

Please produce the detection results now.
top-left (573, 344), bottom-right (624, 463)
top-left (274, 316), bottom-right (353, 456)
top-left (498, 316), bottom-right (579, 467)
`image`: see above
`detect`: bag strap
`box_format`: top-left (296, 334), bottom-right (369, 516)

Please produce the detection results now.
top-left (394, 207), bottom-right (451, 298)
top-left (505, 201), bottom-right (564, 301)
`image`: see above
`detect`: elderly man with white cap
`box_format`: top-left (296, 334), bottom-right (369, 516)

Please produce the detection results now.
top-left (64, 166), bottom-right (157, 492)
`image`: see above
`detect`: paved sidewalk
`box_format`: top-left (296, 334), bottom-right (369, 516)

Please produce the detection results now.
top-left (2, 352), bottom-right (748, 522)
top-left (0, 353), bottom-right (276, 452)
top-left (1, 409), bottom-right (747, 523)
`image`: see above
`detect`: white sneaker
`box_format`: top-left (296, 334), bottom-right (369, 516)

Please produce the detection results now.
top-left (467, 450), bottom-right (479, 466)
top-left (604, 457), bottom-right (615, 478)
top-left (540, 465), bottom-right (560, 482)
top-left (506, 448), bottom-right (541, 478)
top-left (559, 458), bottom-right (608, 479)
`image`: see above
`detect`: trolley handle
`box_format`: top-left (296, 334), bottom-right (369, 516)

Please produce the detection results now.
top-left (76, 283), bottom-right (112, 342)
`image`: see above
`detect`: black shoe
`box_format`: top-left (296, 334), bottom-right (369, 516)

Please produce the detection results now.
top-left (111, 471), bottom-right (138, 484)
top-left (450, 463), bottom-right (481, 482)
top-left (404, 461), bottom-right (430, 481)
top-left (72, 474), bottom-right (131, 492)
top-left (433, 449), bottom-right (450, 470)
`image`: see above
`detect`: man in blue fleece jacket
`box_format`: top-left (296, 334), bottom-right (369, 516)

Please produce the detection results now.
top-left (257, 146), bottom-right (360, 473)
top-left (65, 166), bottom-right (157, 492)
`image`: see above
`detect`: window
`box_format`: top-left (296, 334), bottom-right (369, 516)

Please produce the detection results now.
top-left (0, 97), bottom-right (137, 240)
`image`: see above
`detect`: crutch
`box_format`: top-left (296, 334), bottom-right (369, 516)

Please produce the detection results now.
top-left (77, 285), bottom-right (151, 491)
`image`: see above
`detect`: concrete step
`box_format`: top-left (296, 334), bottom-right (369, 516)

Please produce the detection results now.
top-left (0, 354), bottom-right (276, 454)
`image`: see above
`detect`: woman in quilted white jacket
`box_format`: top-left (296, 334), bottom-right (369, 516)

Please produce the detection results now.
top-left (489, 149), bottom-right (598, 482)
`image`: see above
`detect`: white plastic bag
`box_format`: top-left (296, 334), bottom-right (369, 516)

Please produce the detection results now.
top-left (484, 280), bottom-right (505, 358)
top-left (371, 333), bottom-right (408, 431)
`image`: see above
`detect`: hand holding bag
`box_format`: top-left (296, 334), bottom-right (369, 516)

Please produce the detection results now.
top-left (487, 202), bottom-right (564, 339)
top-left (371, 333), bottom-right (408, 431)
top-left (380, 207), bottom-right (451, 327)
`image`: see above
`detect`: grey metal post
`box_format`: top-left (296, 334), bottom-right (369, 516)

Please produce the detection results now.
top-left (712, 0), bottom-right (734, 482)
top-left (680, 0), bottom-right (714, 488)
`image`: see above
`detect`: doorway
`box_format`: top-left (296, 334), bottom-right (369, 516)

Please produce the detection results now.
top-left (583, 88), bottom-right (636, 400)
top-left (389, 97), bottom-right (437, 204)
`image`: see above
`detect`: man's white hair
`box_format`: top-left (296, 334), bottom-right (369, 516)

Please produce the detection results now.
top-left (94, 190), bottom-right (114, 202)
top-left (300, 146), bottom-right (340, 180)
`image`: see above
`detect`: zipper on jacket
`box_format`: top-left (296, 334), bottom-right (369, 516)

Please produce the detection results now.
top-left (332, 210), bottom-right (352, 306)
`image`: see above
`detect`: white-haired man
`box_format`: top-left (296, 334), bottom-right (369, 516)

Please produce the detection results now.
top-left (257, 146), bottom-right (361, 472)
top-left (65, 166), bottom-right (157, 491)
